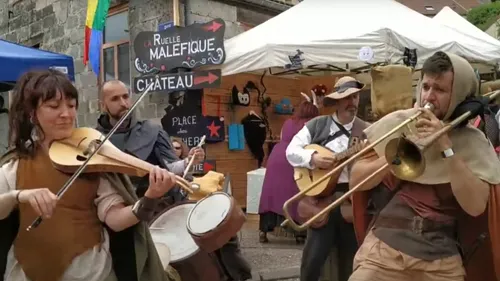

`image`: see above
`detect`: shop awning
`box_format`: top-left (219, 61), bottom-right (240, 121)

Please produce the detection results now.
top-left (0, 39), bottom-right (75, 92)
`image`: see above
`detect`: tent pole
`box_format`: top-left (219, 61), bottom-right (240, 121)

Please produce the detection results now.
top-left (173, 0), bottom-right (180, 26)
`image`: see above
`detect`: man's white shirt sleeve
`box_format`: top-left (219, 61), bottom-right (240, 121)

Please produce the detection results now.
top-left (286, 126), bottom-right (316, 169)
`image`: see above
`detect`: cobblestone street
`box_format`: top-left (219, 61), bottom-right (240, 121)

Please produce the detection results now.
top-left (240, 215), bottom-right (302, 281)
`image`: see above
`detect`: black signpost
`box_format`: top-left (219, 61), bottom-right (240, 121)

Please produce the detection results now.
top-left (161, 89), bottom-right (203, 147)
top-left (134, 18), bottom-right (227, 175)
top-left (133, 69), bottom-right (222, 93)
top-left (133, 18), bottom-right (226, 72)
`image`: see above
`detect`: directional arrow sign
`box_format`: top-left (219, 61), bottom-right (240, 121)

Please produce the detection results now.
top-left (133, 69), bottom-right (222, 94)
top-left (194, 72), bottom-right (219, 85)
top-left (134, 18), bottom-right (226, 71)
top-left (192, 159), bottom-right (217, 175)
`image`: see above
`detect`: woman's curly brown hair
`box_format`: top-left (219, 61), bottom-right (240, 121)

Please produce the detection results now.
top-left (9, 69), bottom-right (79, 157)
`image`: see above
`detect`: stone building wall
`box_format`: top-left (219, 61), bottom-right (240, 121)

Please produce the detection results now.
top-left (0, 0), bottom-right (285, 127)
top-left (0, 0), bottom-right (100, 127)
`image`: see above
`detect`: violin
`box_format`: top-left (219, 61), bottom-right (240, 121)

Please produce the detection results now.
top-left (27, 83), bottom-right (194, 231)
top-left (24, 127), bottom-right (194, 231)
top-left (48, 127), bottom-right (194, 193)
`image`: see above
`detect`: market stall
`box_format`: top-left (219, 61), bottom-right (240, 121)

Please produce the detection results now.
top-left (220, 0), bottom-right (500, 76)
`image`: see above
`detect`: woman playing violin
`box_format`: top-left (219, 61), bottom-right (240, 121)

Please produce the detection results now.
top-left (0, 69), bottom-right (175, 281)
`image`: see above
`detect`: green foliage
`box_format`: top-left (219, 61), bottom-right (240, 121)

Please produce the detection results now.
top-left (466, 2), bottom-right (500, 31)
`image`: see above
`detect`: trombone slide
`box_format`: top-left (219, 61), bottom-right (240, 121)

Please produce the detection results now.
top-left (281, 163), bottom-right (389, 230)
top-left (281, 90), bottom-right (500, 231)
top-left (281, 104), bottom-right (433, 231)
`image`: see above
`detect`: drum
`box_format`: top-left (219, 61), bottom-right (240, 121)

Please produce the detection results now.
top-left (187, 192), bottom-right (246, 253)
top-left (154, 242), bottom-right (171, 270)
top-left (149, 201), bottom-right (222, 281)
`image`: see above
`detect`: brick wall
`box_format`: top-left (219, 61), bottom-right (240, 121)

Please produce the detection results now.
top-left (0, 0), bottom-right (100, 127)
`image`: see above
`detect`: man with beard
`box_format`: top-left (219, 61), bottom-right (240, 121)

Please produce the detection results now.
top-left (97, 80), bottom-right (253, 281)
top-left (348, 51), bottom-right (500, 281)
top-left (96, 80), bottom-right (204, 200)
top-left (286, 76), bottom-right (370, 281)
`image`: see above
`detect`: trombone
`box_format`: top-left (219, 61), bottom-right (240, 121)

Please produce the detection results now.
top-left (281, 90), bottom-right (500, 231)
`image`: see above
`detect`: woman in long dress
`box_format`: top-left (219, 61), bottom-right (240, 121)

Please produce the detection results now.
top-left (258, 94), bottom-right (319, 243)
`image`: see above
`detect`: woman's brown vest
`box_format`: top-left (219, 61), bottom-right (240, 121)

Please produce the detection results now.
top-left (14, 151), bottom-right (102, 281)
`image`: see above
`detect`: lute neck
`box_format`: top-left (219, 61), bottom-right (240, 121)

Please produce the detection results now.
top-left (336, 144), bottom-right (363, 162)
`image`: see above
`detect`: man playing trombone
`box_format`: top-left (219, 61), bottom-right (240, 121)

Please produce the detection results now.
top-left (348, 51), bottom-right (500, 281)
top-left (286, 76), bottom-right (370, 281)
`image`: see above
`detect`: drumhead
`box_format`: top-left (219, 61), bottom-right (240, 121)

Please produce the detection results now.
top-left (187, 192), bottom-right (232, 235)
top-left (150, 203), bottom-right (199, 262)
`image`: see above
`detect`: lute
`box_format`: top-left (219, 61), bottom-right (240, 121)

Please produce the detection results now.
top-left (294, 138), bottom-right (365, 197)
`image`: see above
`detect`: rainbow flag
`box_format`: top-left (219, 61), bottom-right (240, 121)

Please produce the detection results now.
top-left (84, 0), bottom-right (111, 76)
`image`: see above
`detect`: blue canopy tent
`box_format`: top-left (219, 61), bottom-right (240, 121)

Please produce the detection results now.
top-left (0, 39), bottom-right (75, 92)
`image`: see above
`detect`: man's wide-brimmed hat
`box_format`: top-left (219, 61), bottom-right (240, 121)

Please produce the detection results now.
top-left (325, 76), bottom-right (365, 100)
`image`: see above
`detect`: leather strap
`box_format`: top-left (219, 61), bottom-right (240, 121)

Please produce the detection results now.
top-left (133, 196), bottom-right (160, 221)
top-left (374, 215), bottom-right (456, 235)
top-left (332, 118), bottom-right (351, 138)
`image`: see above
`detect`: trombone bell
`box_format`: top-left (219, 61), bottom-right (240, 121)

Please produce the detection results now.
top-left (385, 136), bottom-right (425, 181)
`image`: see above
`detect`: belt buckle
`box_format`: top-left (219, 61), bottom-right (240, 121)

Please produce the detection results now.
top-left (412, 216), bottom-right (424, 235)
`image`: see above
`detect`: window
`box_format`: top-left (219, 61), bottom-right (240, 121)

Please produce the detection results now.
top-left (100, 4), bottom-right (130, 86)
top-left (424, 5), bottom-right (435, 11)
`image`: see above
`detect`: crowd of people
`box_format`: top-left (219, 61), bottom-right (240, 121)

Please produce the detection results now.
top-left (0, 50), bottom-right (499, 281)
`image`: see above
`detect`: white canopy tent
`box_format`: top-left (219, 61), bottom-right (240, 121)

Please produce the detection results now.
top-left (432, 6), bottom-right (500, 74)
top-left (220, 0), bottom-right (500, 76)
top-left (433, 6), bottom-right (500, 49)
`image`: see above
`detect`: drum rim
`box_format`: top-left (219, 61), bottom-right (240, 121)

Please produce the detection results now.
top-left (149, 200), bottom-right (201, 262)
top-left (186, 191), bottom-right (232, 235)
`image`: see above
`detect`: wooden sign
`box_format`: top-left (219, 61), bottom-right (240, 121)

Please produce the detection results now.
top-left (133, 69), bottom-right (221, 93)
top-left (133, 18), bottom-right (226, 71)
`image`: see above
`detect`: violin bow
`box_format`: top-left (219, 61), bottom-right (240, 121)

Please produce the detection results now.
top-left (27, 82), bottom-right (156, 231)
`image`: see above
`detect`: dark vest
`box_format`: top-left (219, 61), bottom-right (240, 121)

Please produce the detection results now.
top-left (306, 115), bottom-right (369, 176)
top-left (306, 115), bottom-right (369, 146)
